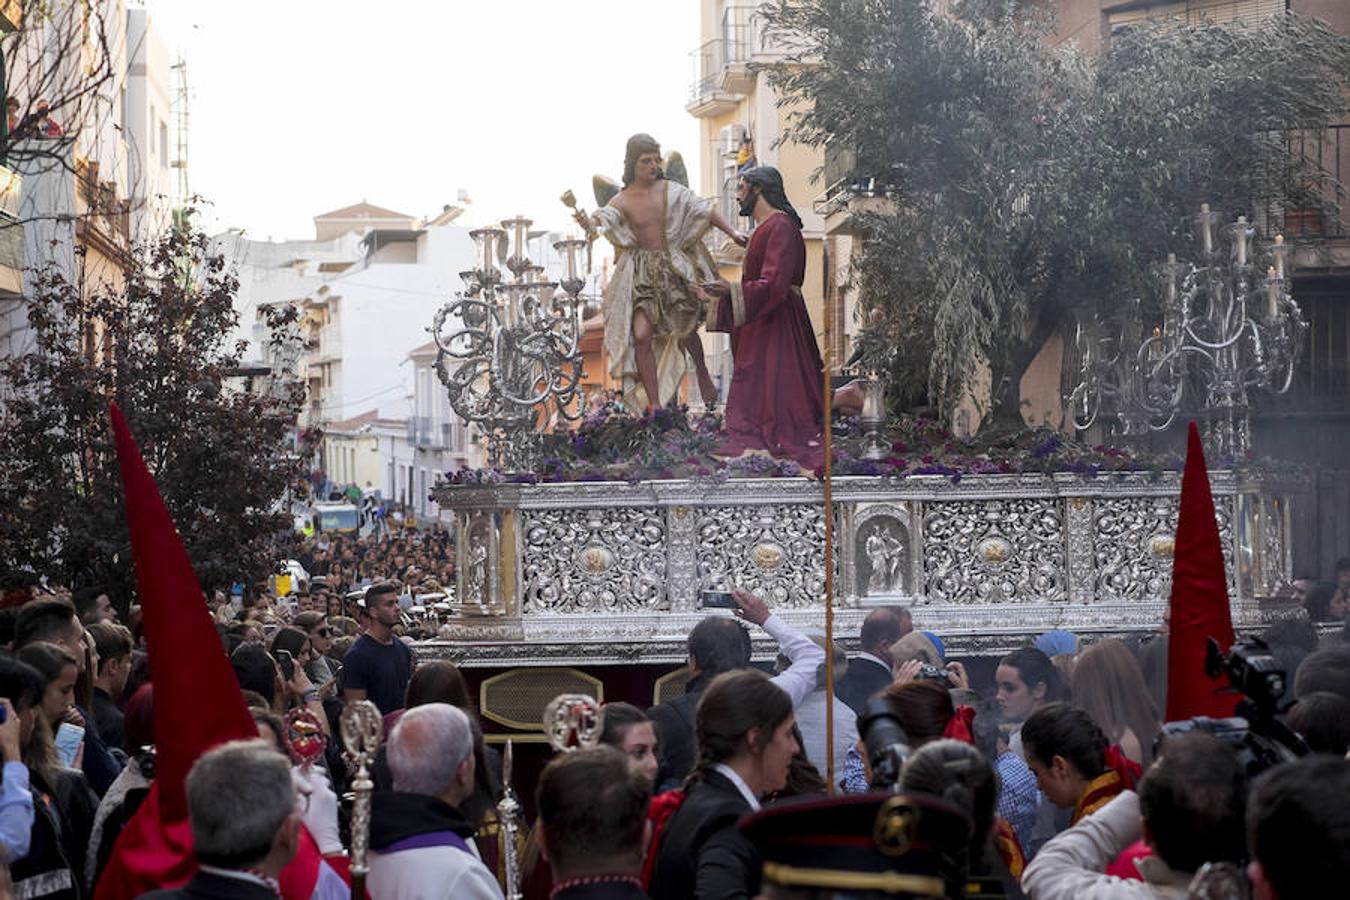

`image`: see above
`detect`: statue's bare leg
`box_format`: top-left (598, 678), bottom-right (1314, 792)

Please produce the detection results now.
top-left (681, 333), bottom-right (718, 407)
top-left (632, 308), bottom-right (662, 409)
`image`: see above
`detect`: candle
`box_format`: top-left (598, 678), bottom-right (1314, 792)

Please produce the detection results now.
top-left (563, 244), bottom-right (577, 283)
top-left (1200, 204), bottom-right (1212, 255)
top-left (1266, 266), bottom-right (1279, 319)
top-left (1165, 253), bottom-right (1177, 305)
top-left (1236, 215), bottom-right (1248, 266)
top-left (1274, 233), bottom-right (1285, 279)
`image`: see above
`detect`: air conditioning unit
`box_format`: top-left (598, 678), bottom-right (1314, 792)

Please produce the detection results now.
top-left (718, 123), bottom-right (748, 158)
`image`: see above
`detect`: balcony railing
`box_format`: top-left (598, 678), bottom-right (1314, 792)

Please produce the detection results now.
top-left (407, 417), bottom-right (454, 448)
top-left (1260, 124), bottom-right (1349, 240)
top-left (688, 39), bottom-right (731, 106)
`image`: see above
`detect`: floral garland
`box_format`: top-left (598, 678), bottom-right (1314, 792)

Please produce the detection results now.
top-left (443, 400), bottom-right (1266, 487)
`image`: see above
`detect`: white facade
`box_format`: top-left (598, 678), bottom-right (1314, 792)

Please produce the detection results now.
top-left (124, 6), bottom-right (173, 239)
top-left (208, 230), bottom-right (364, 368)
top-left (323, 222), bottom-right (476, 423)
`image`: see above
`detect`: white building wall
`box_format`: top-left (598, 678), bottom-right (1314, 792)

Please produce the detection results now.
top-left (125, 7), bottom-right (173, 239)
top-left (329, 224), bottom-right (475, 422)
top-left (209, 230), bottom-right (364, 365)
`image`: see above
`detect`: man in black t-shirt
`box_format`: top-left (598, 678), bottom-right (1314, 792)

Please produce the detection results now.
top-left (341, 582), bottom-right (412, 715)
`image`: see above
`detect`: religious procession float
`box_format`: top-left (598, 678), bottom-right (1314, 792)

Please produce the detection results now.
top-left (409, 150), bottom-right (1307, 748)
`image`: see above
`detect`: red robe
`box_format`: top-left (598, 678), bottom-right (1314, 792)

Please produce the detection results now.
top-left (713, 211), bottom-right (824, 466)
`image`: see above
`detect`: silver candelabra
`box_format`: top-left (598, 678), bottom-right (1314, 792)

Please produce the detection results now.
top-left (1068, 206), bottom-right (1305, 459)
top-left (431, 217), bottom-right (598, 470)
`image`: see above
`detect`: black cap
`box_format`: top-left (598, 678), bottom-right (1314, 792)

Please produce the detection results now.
top-left (739, 791), bottom-right (972, 897)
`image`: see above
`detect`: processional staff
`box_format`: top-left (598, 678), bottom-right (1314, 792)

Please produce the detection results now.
top-left (340, 700), bottom-right (382, 900)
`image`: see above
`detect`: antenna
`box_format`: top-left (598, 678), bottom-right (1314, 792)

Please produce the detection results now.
top-left (169, 56), bottom-right (189, 207)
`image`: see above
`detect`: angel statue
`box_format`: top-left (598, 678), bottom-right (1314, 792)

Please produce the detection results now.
top-left (567, 134), bottom-right (747, 411)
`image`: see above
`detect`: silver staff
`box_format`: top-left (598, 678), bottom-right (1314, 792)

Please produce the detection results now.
top-left (497, 740), bottom-right (524, 900)
top-left (340, 700), bottom-right (382, 899)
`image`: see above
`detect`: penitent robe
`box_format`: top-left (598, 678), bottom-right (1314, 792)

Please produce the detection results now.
top-left (711, 211), bottom-right (824, 466)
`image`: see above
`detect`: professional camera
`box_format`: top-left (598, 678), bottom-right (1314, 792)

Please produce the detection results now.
top-left (857, 695), bottom-right (911, 789)
top-left (1159, 636), bottom-right (1308, 778)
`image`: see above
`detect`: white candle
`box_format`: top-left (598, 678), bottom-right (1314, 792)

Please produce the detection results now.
top-left (1166, 253), bottom-right (1177, 305)
top-left (1266, 266), bottom-right (1279, 319)
top-left (1236, 215), bottom-right (1248, 266)
top-left (1274, 234), bottom-right (1285, 279)
top-left (1200, 204), bottom-right (1212, 255)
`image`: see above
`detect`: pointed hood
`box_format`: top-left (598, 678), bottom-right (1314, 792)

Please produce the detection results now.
top-left (95, 402), bottom-right (329, 899)
top-left (1165, 422), bottom-right (1239, 721)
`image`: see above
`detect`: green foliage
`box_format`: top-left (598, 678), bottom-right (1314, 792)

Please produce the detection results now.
top-left (0, 218), bottom-right (310, 603)
top-left (762, 1), bottom-right (1350, 428)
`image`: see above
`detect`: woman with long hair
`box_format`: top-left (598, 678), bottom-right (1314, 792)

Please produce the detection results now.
top-left (599, 702), bottom-right (659, 785)
top-left (995, 647), bottom-right (1061, 759)
top-left (15, 642), bottom-right (80, 767)
top-left (1, 653), bottom-right (97, 899)
top-left (1020, 703), bottom-right (1140, 826)
top-left (1071, 639), bottom-right (1161, 767)
top-left (651, 670), bottom-right (797, 900)
top-left (373, 661), bottom-right (500, 829)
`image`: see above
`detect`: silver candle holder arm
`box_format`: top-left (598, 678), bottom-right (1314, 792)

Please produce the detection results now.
top-left (432, 218), bottom-right (600, 471)
top-left (1067, 207), bottom-right (1306, 458)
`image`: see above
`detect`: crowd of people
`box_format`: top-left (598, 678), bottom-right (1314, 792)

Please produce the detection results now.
top-left (3, 528), bottom-right (1350, 898)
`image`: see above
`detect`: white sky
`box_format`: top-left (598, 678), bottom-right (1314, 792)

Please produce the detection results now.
top-left (143, 0), bottom-right (703, 240)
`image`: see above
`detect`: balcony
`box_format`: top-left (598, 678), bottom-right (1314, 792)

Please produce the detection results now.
top-left (1259, 124), bottom-right (1349, 242)
top-left (686, 40), bottom-right (741, 118)
top-left (407, 416), bottom-right (453, 449)
top-left (748, 6), bottom-right (800, 60)
top-left (720, 5), bottom-right (754, 94)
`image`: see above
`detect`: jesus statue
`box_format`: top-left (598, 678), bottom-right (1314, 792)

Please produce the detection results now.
top-left (594, 133), bottom-right (747, 410)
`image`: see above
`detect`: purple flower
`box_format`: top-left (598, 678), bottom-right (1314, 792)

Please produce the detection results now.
top-left (1032, 435), bottom-right (1062, 458)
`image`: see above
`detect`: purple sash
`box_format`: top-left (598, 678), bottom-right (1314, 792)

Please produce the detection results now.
top-left (383, 829), bottom-right (473, 855)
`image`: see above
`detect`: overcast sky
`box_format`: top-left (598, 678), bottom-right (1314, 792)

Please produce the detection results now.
top-left (144, 0), bottom-right (702, 241)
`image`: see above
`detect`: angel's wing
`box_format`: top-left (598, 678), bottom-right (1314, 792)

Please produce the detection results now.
top-left (592, 175), bottom-right (620, 208)
top-left (664, 151), bottom-right (689, 188)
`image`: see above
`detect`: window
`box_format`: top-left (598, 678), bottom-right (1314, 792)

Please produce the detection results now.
top-left (1108, 0), bottom-right (1286, 32)
top-left (160, 120), bottom-right (168, 165)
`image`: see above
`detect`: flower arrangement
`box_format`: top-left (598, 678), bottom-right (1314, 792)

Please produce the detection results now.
top-left (441, 399), bottom-right (1276, 487)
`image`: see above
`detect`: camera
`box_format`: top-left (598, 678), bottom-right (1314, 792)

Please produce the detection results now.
top-left (699, 590), bottom-right (738, 610)
top-left (1160, 637), bottom-right (1308, 778)
top-left (857, 695), bottom-right (911, 789)
top-left (916, 663), bottom-right (951, 684)
top-left (1205, 636), bottom-right (1285, 715)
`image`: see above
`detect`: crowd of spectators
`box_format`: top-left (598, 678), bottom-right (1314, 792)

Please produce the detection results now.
top-left (5, 541), bottom-right (1350, 898)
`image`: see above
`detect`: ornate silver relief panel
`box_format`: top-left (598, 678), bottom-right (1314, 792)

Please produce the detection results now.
top-left (1092, 495), bottom-right (1237, 603)
top-left (518, 507), bottom-right (668, 614)
top-left (922, 499), bottom-right (1066, 604)
top-left (696, 503), bottom-right (831, 607)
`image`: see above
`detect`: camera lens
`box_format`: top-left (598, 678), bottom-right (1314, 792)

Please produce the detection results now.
top-left (858, 695), bottom-right (911, 789)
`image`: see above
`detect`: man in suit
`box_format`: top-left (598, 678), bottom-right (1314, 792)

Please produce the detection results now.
top-left (141, 740), bottom-right (299, 899)
top-left (835, 608), bottom-right (908, 716)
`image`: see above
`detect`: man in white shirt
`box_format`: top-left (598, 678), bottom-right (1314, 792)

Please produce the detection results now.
top-left (647, 589), bottom-right (825, 791)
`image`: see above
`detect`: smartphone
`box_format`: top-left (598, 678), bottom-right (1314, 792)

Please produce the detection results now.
top-left (700, 590), bottom-right (738, 609)
top-left (54, 722), bottom-right (84, 768)
top-left (276, 649), bottom-right (295, 681)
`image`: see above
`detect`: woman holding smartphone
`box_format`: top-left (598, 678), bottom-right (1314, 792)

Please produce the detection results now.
top-left (6, 648), bottom-right (98, 896)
